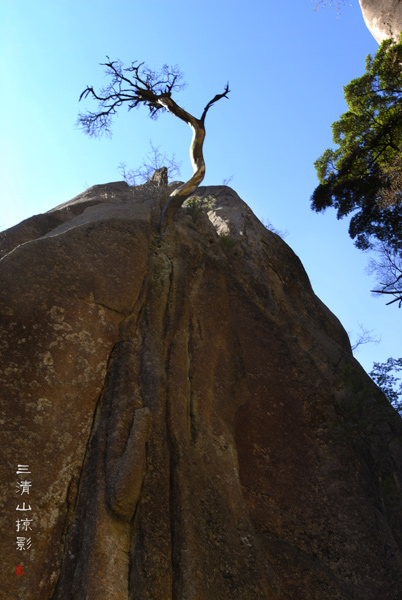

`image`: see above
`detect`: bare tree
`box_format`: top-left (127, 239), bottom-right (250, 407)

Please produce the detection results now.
top-left (118, 141), bottom-right (181, 186)
top-left (368, 243), bottom-right (402, 307)
top-left (78, 59), bottom-right (229, 226)
top-left (350, 323), bottom-right (380, 352)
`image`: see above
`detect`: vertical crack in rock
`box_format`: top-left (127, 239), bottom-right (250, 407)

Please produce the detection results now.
top-left (128, 247), bottom-right (175, 600)
top-left (188, 309), bottom-right (198, 445)
top-left (152, 225), bottom-right (281, 600)
top-left (52, 242), bottom-right (155, 599)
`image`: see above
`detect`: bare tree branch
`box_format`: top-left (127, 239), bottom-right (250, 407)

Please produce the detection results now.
top-left (368, 242), bottom-right (402, 307)
top-left (118, 141), bottom-right (181, 186)
top-left (201, 83), bottom-right (230, 123)
top-left (350, 323), bottom-right (381, 351)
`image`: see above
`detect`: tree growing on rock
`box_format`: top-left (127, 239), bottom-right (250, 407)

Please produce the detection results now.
top-left (78, 59), bottom-right (229, 226)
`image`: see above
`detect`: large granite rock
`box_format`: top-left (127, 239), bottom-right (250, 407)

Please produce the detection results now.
top-left (1, 180), bottom-right (402, 599)
top-left (359, 0), bottom-right (402, 42)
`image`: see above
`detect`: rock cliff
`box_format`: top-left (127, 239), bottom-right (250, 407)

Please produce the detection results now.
top-left (1, 179), bottom-right (402, 599)
top-left (359, 0), bottom-right (402, 42)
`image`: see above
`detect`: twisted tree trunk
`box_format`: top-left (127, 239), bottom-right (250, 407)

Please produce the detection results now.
top-left (157, 87), bottom-right (229, 228)
top-left (78, 60), bottom-right (228, 227)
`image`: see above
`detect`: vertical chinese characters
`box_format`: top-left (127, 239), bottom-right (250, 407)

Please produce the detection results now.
top-left (15, 464), bottom-right (33, 552)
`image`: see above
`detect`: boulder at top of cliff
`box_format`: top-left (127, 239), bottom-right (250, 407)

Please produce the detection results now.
top-left (1, 179), bottom-right (402, 599)
top-left (359, 0), bottom-right (402, 42)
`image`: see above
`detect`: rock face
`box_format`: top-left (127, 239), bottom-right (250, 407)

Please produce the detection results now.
top-left (359, 0), bottom-right (402, 42)
top-left (1, 179), bottom-right (402, 599)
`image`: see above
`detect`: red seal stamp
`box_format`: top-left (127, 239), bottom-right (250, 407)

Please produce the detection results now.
top-left (15, 564), bottom-right (24, 577)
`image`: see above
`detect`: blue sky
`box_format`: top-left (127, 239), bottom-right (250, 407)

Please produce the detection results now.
top-left (1, 0), bottom-right (398, 373)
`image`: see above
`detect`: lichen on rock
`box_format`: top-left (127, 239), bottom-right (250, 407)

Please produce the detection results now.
top-left (359, 0), bottom-right (402, 42)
